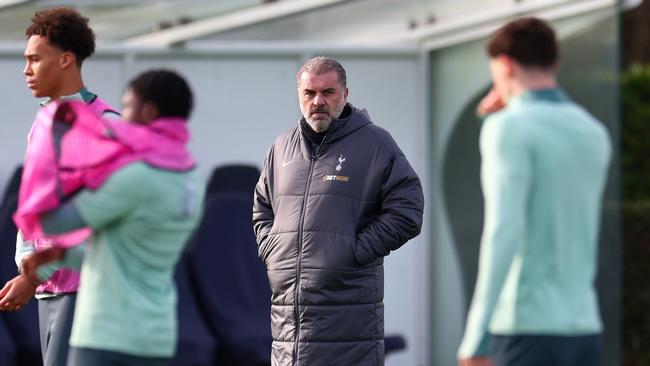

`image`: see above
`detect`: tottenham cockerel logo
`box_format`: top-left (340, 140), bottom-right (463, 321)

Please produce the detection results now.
top-left (336, 154), bottom-right (346, 171)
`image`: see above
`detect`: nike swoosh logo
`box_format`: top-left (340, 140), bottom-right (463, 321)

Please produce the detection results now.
top-left (281, 161), bottom-right (295, 167)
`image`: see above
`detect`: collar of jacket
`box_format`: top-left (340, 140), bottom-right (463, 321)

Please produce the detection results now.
top-left (39, 87), bottom-right (96, 107)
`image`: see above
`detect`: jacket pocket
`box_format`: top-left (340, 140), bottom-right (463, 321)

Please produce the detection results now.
top-left (352, 238), bottom-right (382, 267)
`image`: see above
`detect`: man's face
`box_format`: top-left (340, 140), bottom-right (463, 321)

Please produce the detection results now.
top-left (23, 35), bottom-right (66, 99)
top-left (121, 88), bottom-right (158, 124)
top-left (297, 71), bottom-right (349, 133)
top-left (121, 88), bottom-right (145, 123)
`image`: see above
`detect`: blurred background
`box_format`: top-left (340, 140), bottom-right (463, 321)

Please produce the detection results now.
top-left (0, 0), bottom-right (647, 365)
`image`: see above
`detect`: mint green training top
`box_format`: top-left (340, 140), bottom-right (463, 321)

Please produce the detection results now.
top-left (68, 162), bottom-right (203, 357)
top-left (458, 89), bottom-right (612, 358)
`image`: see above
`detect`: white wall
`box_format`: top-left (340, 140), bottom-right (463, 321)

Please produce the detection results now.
top-left (0, 57), bottom-right (39, 189)
top-left (0, 47), bottom-right (430, 365)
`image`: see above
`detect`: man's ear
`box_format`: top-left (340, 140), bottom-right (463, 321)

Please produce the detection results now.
top-left (141, 102), bottom-right (159, 123)
top-left (59, 52), bottom-right (76, 70)
top-left (499, 54), bottom-right (516, 78)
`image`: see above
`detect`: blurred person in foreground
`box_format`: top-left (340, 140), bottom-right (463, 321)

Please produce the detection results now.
top-left (457, 17), bottom-right (611, 366)
top-left (20, 69), bottom-right (202, 366)
top-left (253, 56), bottom-right (424, 365)
top-left (0, 7), bottom-right (118, 366)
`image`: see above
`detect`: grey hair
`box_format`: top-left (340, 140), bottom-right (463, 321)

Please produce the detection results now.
top-left (296, 56), bottom-right (347, 87)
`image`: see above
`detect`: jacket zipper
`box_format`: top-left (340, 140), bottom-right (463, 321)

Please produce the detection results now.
top-left (293, 137), bottom-right (326, 365)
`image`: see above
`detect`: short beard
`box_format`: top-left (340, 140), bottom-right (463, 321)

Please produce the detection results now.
top-left (305, 100), bottom-right (346, 134)
top-left (305, 118), bottom-right (332, 133)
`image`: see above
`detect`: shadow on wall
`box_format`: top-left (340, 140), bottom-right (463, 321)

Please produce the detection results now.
top-left (442, 86), bottom-right (490, 312)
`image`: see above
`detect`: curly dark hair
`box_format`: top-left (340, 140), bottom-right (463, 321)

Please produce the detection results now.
top-left (128, 69), bottom-right (194, 119)
top-left (25, 7), bottom-right (95, 66)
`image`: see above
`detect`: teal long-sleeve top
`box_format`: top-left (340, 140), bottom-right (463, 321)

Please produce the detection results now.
top-left (458, 89), bottom-right (612, 357)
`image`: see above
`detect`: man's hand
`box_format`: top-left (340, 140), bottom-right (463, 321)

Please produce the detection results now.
top-left (458, 357), bottom-right (494, 366)
top-left (20, 247), bottom-right (65, 285)
top-left (0, 275), bottom-right (37, 311)
top-left (477, 87), bottom-right (506, 117)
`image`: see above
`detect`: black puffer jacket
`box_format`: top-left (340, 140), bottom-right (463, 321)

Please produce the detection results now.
top-left (253, 104), bottom-right (424, 366)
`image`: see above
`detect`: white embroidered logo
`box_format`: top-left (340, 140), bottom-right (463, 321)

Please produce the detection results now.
top-left (336, 154), bottom-right (346, 171)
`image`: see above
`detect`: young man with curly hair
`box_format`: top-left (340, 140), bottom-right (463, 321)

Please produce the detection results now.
top-left (0, 7), bottom-right (117, 366)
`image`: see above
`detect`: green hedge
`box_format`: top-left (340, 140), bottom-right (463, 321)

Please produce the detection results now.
top-left (622, 64), bottom-right (650, 366)
top-left (621, 65), bottom-right (650, 203)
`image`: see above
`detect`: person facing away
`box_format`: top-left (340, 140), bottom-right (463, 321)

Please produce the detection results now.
top-left (253, 56), bottom-right (425, 366)
top-left (20, 69), bottom-right (203, 366)
top-left (457, 17), bottom-right (612, 366)
top-left (0, 7), bottom-right (118, 366)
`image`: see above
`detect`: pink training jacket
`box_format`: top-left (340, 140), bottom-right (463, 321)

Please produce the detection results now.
top-left (14, 100), bottom-right (196, 294)
top-left (22, 96), bottom-right (116, 294)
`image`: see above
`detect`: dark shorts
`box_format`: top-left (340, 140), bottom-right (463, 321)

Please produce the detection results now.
top-left (490, 334), bottom-right (601, 366)
top-left (38, 293), bottom-right (76, 366)
top-left (67, 347), bottom-right (172, 366)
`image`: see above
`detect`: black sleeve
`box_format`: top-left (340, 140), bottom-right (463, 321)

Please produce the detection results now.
top-left (353, 154), bottom-right (424, 265)
top-left (252, 146), bottom-right (275, 260)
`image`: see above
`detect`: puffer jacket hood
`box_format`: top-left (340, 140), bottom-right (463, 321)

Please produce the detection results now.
top-left (299, 105), bottom-right (372, 147)
top-left (254, 104), bottom-right (424, 366)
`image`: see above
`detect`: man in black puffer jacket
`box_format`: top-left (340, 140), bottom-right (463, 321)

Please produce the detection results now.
top-left (253, 56), bottom-right (424, 366)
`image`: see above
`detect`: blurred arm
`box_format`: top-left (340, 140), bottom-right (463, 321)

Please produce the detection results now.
top-left (458, 115), bottom-right (530, 358)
